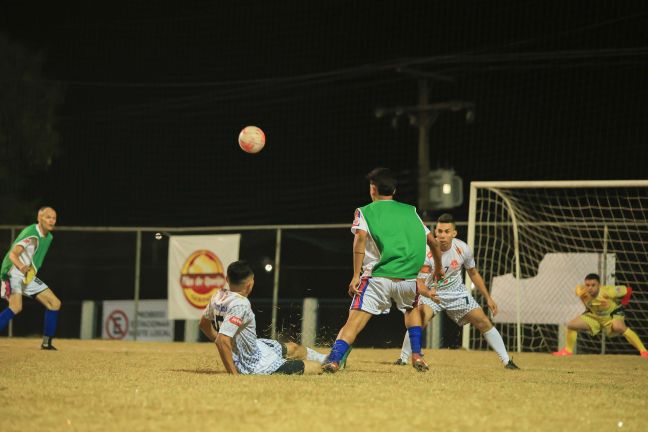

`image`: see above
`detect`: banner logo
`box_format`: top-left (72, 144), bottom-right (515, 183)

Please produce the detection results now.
top-left (180, 250), bottom-right (226, 309)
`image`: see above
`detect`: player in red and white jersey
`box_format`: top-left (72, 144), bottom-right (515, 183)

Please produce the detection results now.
top-left (200, 260), bottom-right (327, 375)
top-left (395, 213), bottom-right (519, 369)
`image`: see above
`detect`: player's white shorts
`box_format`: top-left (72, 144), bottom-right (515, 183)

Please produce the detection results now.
top-left (1, 274), bottom-right (49, 300)
top-left (419, 292), bottom-right (481, 326)
top-left (234, 338), bottom-right (286, 375)
top-left (350, 277), bottom-right (418, 315)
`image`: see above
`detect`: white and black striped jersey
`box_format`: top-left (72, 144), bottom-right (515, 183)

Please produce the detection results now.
top-left (203, 289), bottom-right (284, 374)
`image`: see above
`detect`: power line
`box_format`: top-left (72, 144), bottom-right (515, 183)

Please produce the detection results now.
top-left (47, 47), bottom-right (648, 89)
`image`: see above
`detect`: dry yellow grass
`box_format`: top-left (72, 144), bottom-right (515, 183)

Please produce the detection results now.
top-left (1, 338), bottom-right (646, 432)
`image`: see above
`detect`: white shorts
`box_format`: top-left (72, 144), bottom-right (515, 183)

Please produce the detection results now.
top-left (419, 292), bottom-right (481, 326)
top-left (1, 274), bottom-right (49, 300)
top-left (350, 277), bottom-right (418, 316)
top-left (234, 339), bottom-right (286, 375)
top-left (258, 338), bottom-right (284, 358)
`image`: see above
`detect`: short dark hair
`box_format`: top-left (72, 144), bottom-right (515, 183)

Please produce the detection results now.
top-left (227, 260), bottom-right (254, 285)
top-left (437, 213), bottom-right (455, 226)
top-left (366, 167), bottom-right (397, 196)
top-left (585, 273), bottom-right (600, 282)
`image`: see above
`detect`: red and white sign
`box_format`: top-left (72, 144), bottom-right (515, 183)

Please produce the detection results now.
top-left (101, 300), bottom-right (173, 341)
top-left (105, 309), bottom-right (129, 339)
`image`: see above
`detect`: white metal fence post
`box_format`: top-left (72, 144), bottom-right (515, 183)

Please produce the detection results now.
top-left (301, 298), bottom-right (318, 346)
top-left (80, 301), bottom-right (96, 339)
top-left (133, 230), bottom-right (142, 341)
top-left (8, 228), bottom-right (15, 338)
top-left (270, 228), bottom-right (282, 340)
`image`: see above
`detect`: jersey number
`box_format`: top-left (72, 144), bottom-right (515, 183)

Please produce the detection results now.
top-left (212, 316), bottom-right (224, 331)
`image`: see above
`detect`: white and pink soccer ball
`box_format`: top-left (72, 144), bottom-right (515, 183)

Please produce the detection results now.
top-left (238, 126), bottom-right (266, 154)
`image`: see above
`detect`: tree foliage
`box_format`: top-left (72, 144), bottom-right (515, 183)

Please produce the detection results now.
top-left (0, 33), bottom-right (63, 223)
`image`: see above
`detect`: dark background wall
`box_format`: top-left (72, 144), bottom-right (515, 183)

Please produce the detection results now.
top-left (1, 1), bottom-right (647, 347)
top-left (1, 1), bottom-right (646, 227)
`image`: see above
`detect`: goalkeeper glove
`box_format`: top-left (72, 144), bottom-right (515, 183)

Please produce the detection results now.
top-left (620, 286), bottom-right (632, 306)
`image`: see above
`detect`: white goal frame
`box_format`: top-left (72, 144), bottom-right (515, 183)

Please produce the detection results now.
top-left (464, 180), bottom-right (648, 353)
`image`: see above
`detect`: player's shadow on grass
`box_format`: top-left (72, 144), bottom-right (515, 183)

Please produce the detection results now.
top-left (169, 368), bottom-right (226, 375)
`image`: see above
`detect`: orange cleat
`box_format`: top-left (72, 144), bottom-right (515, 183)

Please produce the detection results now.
top-left (412, 354), bottom-right (429, 372)
top-left (640, 351), bottom-right (648, 358)
top-left (552, 348), bottom-right (573, 356)
top-left (321, 361), bottom-right (340, 374)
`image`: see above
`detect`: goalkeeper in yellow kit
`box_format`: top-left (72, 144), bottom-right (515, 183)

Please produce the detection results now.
top-left (553, 273), bottom-right (648, 357)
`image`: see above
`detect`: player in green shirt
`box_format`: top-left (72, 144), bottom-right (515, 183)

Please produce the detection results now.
top-left (322, 168), bottom-right (443, 373)
top-left (0, 207), bottom-right (62, 350)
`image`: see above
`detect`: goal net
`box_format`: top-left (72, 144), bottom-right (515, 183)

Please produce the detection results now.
top-left (466, 181), bottom-right (648, 354)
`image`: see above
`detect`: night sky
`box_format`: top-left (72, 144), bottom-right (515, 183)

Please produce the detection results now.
top-left (1, 1), bottom-right (647, 227)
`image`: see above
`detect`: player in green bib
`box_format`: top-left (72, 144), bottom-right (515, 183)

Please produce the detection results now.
top-left (0, 207), bottom-right (62, 350)
top-left (359, 199), bottom-right (427, 279)
top-left (322, 168), bottom-right (444, 373)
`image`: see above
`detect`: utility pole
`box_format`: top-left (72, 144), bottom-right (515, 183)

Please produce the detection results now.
top-left (375, 76), bottom-right (473, 217)
top-left (417, 79), bottom-right (431, 213)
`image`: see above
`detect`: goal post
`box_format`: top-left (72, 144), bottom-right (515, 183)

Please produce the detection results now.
top-left (464, 180), bottom-right (648, 354)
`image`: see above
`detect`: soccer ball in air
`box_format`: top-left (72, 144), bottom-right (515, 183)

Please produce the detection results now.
top-left (238, 126), bottom-right (266, 154)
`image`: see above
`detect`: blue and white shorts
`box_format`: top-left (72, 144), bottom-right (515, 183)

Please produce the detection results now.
top-left (235, 339), bottom-right (287, 375)
top-left (350, 277), bottom-right (418, 315)
top-left (419, 292), bottom-right (481, 326)
top-left (258, 338), bottom-right (285, 358)
top-left (2, 273), bottom-right (49, 300)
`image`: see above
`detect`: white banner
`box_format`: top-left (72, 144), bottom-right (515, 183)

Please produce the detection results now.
top-left (492, 253), bottom-right (602, 324)
top-left (167, 234), bottom-right (240, 319)
top-left (102, 300), bottom-right (173, 341)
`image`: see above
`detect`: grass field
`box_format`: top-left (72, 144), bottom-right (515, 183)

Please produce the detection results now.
top-left (2, 338), bottom-right (646, 432)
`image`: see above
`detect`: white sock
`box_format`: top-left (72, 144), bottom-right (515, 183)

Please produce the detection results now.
top-left (306, 347), bottom-right (327, 364)
top-left (400, 331), bottom-right (412, 363)
top-left (483, 327), bottom-right (510, 364)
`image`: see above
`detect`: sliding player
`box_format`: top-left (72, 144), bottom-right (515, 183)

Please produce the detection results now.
top-left (394, 213), bottom-right (519, 369)
top-left (200, 260), bottom-right (329, 375)
top-left (553, 273), bottom-right (648, 357)
top-left (0, 207), bottom-right (61, 350)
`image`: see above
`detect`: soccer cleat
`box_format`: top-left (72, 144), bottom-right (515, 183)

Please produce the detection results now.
top-left (552, 348), bottom-right (573, 357)
top-left (505, 359), bottom-right (520, 370)
top-left (338, 346), bottom-right (352, 371)
top-left (41, 344), bottom-right (57, 351)
top-left (411, 354), bottom-right (429, 372)
top-left (640, 351), bottom-right (648, 358)
top-left (393, 358), bottom-right (408, 366)
top-left (321, 361), bottom-right (340, 374)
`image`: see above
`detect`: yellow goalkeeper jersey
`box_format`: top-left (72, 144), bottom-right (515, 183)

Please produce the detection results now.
top-left (576, 284), bottom-right (627, 317)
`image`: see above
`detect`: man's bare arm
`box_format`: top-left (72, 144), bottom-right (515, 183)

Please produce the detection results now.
top-left (349, 230), bottom-right (367, 296)
top-left (467, 267), bottom-right (498, 316)
top-left (9, 244), bottom-right (30, 274)
top-left (215, 334), bottom-right (238, 375)
top-left (199, 316), bottom-right (218, 342)
top-left (426, 232), bottom-right (444, 279)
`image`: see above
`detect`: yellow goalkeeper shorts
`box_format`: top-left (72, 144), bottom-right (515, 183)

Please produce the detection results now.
top-left (581, 311), bottom-right (624, 337)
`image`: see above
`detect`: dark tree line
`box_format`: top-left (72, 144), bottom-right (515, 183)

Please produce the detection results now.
top-left (0, 33), bottom-right (62, 224)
